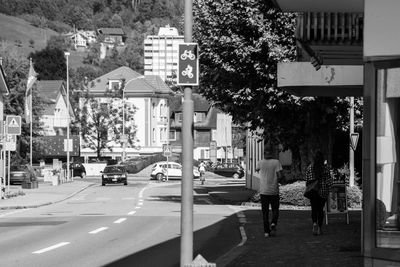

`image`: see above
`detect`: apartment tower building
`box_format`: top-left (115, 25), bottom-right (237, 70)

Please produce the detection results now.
top-left (144, 25), bottom-right (184, 83)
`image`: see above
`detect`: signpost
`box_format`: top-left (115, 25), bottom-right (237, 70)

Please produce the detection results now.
top-left (6, 115), bottom-right (21, 135)
top-left (177, 43), bottom-right (199, 86)
top-left (163, 145), bottom-right (172, 181)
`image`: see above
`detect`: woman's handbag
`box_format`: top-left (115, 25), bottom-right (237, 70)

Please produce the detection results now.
top-left (304, 179), bottom-right (319, 199)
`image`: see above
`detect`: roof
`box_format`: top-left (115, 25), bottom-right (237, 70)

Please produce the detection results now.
top-left (36, 80), bottom-right (73, 116)
top-left (97, 28), bottom-right (125, 36)
top-left (87, 67), bottom-right (172, 97)
top-left (0, 65), bottom-right (10, 95)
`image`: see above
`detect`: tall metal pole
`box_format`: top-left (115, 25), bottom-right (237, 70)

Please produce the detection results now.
top-left (65, 52), bottom-right (70, 181)
top-left (30, 71), bottom-right (33, 167)
top-left (181, 0), bottom-right (194, 265)
top-left (349, 97), bottom-right (355, 187)
top-left (122, 87), bottom-right (125, 162)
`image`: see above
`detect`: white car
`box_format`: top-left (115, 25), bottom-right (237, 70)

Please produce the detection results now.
top-left (151, 162), bottom-right (200, 180)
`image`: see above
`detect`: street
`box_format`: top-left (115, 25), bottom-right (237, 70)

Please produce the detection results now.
top-left (0, 174), bottom-right (243, 267)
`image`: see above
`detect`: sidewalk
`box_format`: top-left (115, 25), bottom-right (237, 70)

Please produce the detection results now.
top-left (0, 180), bottom-right (94, 210)
top-left (204, 183), bottom-right (363, 267)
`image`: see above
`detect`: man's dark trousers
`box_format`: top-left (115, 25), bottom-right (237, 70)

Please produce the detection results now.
top-left (260, 194), bottom-right (279, 234)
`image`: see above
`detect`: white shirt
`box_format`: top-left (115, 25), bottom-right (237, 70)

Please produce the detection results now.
top-left (256, 158), bottom-right (283, 195)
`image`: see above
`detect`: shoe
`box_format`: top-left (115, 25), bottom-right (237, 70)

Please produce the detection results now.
top-left (312, 223), bottom-right (318, 236)
top-left (317, 227), bottom-right (323, 236)
top-left (270, 223), bottom-right (277, 236)
top-left (264, 233), bottom-right (270, 238)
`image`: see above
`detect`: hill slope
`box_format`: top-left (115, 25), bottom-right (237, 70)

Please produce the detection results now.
top-left (0, 13), bottom-right (58, 56)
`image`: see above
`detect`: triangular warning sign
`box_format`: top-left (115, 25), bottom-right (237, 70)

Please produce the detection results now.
top-left (9, 118), bottom-right (19, 127)
top-left (165, 147), bottom-right (171, 153)
top-left (350, 133), bottom-right (359, 151)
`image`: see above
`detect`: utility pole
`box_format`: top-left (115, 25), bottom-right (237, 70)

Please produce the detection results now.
top-left (181, 0), bottom-right (194, 265)
top-left (65, 52), bottom-right (71, 181)
top-left (349, 97), bottom-right (355, 187)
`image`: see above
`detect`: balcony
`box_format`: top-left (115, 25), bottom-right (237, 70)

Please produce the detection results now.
top-left (296, 12), bottom-right (363, 65)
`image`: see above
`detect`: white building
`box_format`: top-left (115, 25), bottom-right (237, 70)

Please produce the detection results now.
top-left (80, 66), bottom-right (172, 161)
top-left (144, 25), bottom-right (184, 83)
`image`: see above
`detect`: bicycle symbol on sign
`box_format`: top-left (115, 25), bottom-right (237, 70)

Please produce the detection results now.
top-left (182, 65), bottom-right (194, 79)
top-left (180, 50), bottom-right (195, 60)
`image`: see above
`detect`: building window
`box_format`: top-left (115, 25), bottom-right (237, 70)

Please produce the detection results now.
top-left (194, 112), bottom-right (206, 123)
top-left (175, 113), bottom-right (182, 122)
top-left (375, 68), bottom-right (400, 248)
top-left (169, 130), bottom-right (176, 141)
top-left (211, 129), bottom-right (217, 141)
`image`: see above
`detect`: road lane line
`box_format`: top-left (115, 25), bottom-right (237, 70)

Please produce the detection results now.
top-left (135, 206), bottom-right (141, 209)
top-left (32, 242), bottom-right (70, 254)
top-left (89, 227), bottom-right (108, 234)
top-left (127, 211), bottom-right (136, 215)
top-left (238, 226), bottom-right (247, 246)
top-left (113, 218), bottom-right (127, 224)
top-left (138, 201), bottom-right (143, 206)
top-left (0, 209), bottom-right (30, 217)
top-left (138, 187), bottom-right (146, 198)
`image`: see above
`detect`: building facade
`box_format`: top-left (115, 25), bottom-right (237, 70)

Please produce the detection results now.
top-left (144, 25), bottom-right (184, 83)
top-left (80, 66), bottom-right (172, 161)
top-left (264, 0), bottom-right (400, 265)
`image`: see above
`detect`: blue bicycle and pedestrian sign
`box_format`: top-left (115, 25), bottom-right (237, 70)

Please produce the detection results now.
top-left (177, 43), bottom-right (199, 86)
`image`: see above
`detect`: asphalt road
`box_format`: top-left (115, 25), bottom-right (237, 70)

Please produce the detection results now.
top-left (0, 174), bottom-right (242, 267)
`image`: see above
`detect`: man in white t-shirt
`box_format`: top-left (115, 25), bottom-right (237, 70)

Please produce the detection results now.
top-left (256, 148), bottom-right (283, 238)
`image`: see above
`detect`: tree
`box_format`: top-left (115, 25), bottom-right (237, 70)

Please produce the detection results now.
top-left (0, 41), bottom-right (45, 163)
top-left (29, 46), bottom-right (66, 80)
top-left (77, 86), bottom-right (138, 159)
top-left (193, 0), bottom-right (360, 172)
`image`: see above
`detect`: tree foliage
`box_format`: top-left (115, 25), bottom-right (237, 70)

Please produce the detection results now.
top-left (29, 46), bottom-right (66, 80)
top-left (78, 87), bottom-right (138, 158)
top-left (193, 0), bottom-right (362, 170)
top-left (0, 41), bottom-right (45, 163)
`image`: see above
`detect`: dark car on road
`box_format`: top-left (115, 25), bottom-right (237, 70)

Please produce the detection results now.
top-left (213, 163), bottom-right (245, 179)
top-left (8, 170), bottom-right (29, 185)
top-left (70, 162), bottom-right (86, 178)
top-left (101, 165), bottom-right (128, 186)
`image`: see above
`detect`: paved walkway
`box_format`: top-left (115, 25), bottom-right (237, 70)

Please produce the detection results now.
top-left (0, 180), bottom-right (94, 210)
top-left (204, 183), bottom-right (363, 267)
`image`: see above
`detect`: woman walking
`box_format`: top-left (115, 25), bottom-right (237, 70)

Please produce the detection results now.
top-left (305, 151), bottom-right (333, 235)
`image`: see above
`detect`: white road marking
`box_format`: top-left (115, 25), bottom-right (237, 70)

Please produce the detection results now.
top-left (32, 242), bottom-right (70, 254)
top-left (0, 209), bottom-right (30, 218)
top-left (113, 218), bottom-right (127, 224)
top-left (138, 202), bottom-right (143, 206)
top-left (122, 197), bottom-right (136, 200)
top-left (138, 187), bottom-right (146, 198)
top-left (135, 206), bottom-right (141, 209)
top-left (127, 211), bottom-right (136, 215)
top-left (89, 227), bottom-right (108, 234)
top-left (238, 226), bottom-right (247, 246)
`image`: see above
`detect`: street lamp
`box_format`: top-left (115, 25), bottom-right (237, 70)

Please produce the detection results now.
top-left (64, 52), bottom-right (70, 181)
top-left (121, 76), bottom-right (144, 162)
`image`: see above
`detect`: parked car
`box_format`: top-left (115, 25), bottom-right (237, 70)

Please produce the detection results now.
top-left (150, 162), bottom-right (200, 180)
top-left (8, 170), bottom-right (30, 185)
top-left (101, 165), bottom-right (128, 186)
top-left (213, 163), bottom-right (245, 179)
top-left (70, 162), bottom-right (86, 178)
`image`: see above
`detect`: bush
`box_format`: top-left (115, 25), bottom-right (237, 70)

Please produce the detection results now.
top-left (250, 181), bottom-right (362, 208)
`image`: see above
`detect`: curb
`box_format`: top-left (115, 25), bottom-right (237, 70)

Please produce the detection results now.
top-left (0, 183), bottom-right (96, 210)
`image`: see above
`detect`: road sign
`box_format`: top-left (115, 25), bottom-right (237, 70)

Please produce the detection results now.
top-left (350, 133), bottom-right (359, 151)
top-left (4, 134), bottom-right (16, 151)
top-left (177, 43), bottom-right (199, 86)
top-left (6, 116), bottom-right (21, 135)
top-left (163, 145), bottom-right (172, 157)
top-left (64, 139), bottom-right (73, 152)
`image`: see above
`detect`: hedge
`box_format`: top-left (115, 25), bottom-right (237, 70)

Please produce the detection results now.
top-left (250, 181), bottom-right (362, 208)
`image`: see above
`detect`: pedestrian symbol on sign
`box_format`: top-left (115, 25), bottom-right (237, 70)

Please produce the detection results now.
top-left (8, 118), bottom-right (19, 128)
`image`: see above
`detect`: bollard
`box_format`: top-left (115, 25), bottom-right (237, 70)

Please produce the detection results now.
top-left (184, 254), bottom-right (216, 267)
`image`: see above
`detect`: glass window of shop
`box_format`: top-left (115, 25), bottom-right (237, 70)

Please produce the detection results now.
top-left (376, 68), bottom-right (400, 248)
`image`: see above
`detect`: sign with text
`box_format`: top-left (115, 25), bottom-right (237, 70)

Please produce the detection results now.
top-left (216, 113), bottom-right (232, 147)
top-left (177, 43), bottom-right (199, 86)
top-left (6, 115), bottom-right (21, 135)
top-left (4, 134), bottom-right (16, 151)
